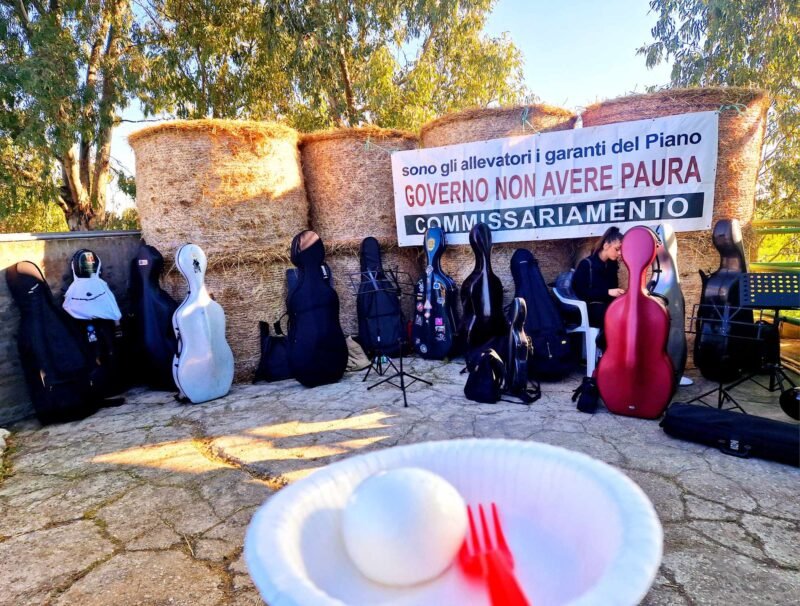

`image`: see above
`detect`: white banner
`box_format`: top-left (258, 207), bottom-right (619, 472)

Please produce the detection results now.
top-left (392, 111), bottom-right (719, 246)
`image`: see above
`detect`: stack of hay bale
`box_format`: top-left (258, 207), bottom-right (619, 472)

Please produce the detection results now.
top-left (129, 120), bottom-right (308, 379)
top-left (419, 105), bottom-right (578, 309)
top-left (581, 88), bottom-right (770, 329)
top-left (300, 127), bottom-right (420, 335)
top-left (128, 87), bottom-right (769, 382)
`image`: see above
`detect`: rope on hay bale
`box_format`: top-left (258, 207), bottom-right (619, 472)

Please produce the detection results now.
top-left (420, 103), bottom-right (577, 147)
top-left (300, 126), bottom-right (418, 244)
top-left (129, 119), bottom-right (309, 259)
top-left (581, 86), bottom-right (770, 225)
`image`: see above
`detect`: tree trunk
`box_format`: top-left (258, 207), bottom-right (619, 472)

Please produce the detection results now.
top-left (60, 148), bottom-right (96, 230)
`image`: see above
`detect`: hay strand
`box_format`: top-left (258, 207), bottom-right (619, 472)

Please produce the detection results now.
top-left (420, 104), bottom-right (577, 147)
top-left (301, 127), bottom-right (418, 244)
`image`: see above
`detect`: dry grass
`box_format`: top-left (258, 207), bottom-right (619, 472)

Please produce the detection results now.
top-left (130, 119), bottom-right (309, 259)
top-left (420, 103), bottom-right (577, 147)
top-left (300, 127), bottom-right (418, 244)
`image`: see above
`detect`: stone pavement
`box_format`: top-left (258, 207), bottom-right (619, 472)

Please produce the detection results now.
top-left (1, 359), bottom-right (798, 606)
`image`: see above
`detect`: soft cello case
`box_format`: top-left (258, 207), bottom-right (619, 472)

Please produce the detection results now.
top-left (63, 249), bottom-right (126, 398)
top-left (510, 248), bottom-right (572, 379)
top-left (127, 242), bottom-right (179, 390)
top-left (356, 236), bottom-right (403, 356)
top-left (287, 230), bottom-right (348, 387)
top-left (661, 403), bottom-right (800, 467)
top-left (6, 261), bottom-right (100, 424)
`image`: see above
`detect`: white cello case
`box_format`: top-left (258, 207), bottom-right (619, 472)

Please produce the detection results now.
top-left (172, 244), bottom-right (234, 403)
top-left (651, 224), bottom-right (690, 385)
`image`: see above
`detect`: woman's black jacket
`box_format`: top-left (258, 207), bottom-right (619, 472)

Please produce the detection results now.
top-left (572, 252), bottom-right (619, 305)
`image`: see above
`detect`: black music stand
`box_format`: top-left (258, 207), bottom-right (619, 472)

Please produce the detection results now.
top-left (738, 272), bottom-right (799, 393)
top-left (686, 304), bottom-right (768, 413)
top-left (348, 269), bottom-right (431, 407)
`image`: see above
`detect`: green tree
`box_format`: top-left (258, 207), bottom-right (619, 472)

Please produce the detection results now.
top-left (137, 0), bottom-right (527, 130)
top-left (0, 0), bottom-right (141, 231)
top-left (639, 0), bottom-right (800, 226)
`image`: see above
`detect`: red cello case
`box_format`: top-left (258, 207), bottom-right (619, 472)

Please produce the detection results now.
top-left (597, 226), bottom-right (675, 418)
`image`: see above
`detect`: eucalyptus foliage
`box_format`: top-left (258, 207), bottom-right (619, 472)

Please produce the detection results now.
top-left (640, 0), bottom-right (800, 228)
top-left (2, 0), bottom-right (526, 232)
top-left (137, 0), bottom-right (527, 130)
top-left (0, 0), bottom-right (142, 231)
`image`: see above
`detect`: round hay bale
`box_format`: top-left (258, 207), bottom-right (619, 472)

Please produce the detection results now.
top-left (162, 259), bottom-right (292, 381)
top-left (420, 104), bottom-right (577, 147)
top-left (582, 88), bottom-right (767, 368)
top-left (130, 120), bottom-right (309, 258)
top-left (418, 104), bottom-right (577, 311)
top-left (325, 245), bottom-right (419, 337)
top-left (581, 87), bottom-right (769, 224)
top-left (301, 127), bottom-right (418, 244)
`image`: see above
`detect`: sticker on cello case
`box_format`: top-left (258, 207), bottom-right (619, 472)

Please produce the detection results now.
top-left (138, 260), bottom-right (149, 266)
top-left (416, 303), bottom-right (424, 312)
top-left (435, 332), bottom-right (446, 341)
top-left (433, 282), bottom-right (441, 289)
top-left (435, 317), bottom-right (443, 326)
top-left (419, 344), bottom-right (428, 354)
top-left (415, 315), bottom-right (423, 325)
top-left (426, 238), bottom-right (435, 251)
top-left (425, 265), bottom-right (433, 275)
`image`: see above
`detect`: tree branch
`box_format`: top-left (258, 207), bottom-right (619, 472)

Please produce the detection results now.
top-left (80, 13), bottom-right (111, 197)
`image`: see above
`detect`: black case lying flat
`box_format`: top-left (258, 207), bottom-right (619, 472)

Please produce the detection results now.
top-left (661, 403), bottom-right (800, 467)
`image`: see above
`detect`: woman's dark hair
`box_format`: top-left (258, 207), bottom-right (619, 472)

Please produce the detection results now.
top-left (592, 226), bottom-right (623, 254)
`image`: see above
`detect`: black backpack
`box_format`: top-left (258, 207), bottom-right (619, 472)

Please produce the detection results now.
top-left (286, 231), bottom-right (348, 387)
top-left (356, 237), bottom-right (403, 356)
top-left (6, 261), bottom-right (100, 424)
top-left (510, 249), bottom-right (573, 380)
top-left (464, 349), bottom-right (506, 403)
top-left (254, 318), bottom-right (292, 383)
top-left (572, 376), bottom-right (600, 414)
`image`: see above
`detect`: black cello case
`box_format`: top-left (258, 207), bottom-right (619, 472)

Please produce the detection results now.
top-left (287, 230), bottom-right (348, 387)
top-left (126, 242), bottom-right (179, 390)
top-left (6, 261), bottom-right (100, 424)
top-left (357, 237), bottom-right (403, 357)
top-left (694, 219), bottom-right (754, 383)
top-left (412, 227), bottom-right (459, 359)
top-left (459, 223), bottom-right (506, 351)
top-left (510, 248), bottom-right (573, 380)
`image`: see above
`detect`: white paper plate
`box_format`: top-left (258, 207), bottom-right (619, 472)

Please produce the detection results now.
top-left (244, 439), bottom-right (662, 606)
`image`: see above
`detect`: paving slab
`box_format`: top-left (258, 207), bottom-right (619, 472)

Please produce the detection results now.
top-left (0, 358), bottom-right (798, 605)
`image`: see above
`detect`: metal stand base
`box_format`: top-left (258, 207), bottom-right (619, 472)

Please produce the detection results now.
top-left (688, 363), bottom-right (797, 414)
top-left (363, 347), bottom-right (431, 407)
top-left (687, 382), bottom-right (747, 413)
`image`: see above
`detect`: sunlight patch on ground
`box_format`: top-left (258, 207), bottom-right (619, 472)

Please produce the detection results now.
top-left (90, 412), bottom-right (396, 476)
top-left (92, 440), bottom-right (234, 473)
top-left (246, 411), bottom-right (396, 439)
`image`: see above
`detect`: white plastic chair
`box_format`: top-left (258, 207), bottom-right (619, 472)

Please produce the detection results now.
top-left (553, 281), bottom-right (601, 377)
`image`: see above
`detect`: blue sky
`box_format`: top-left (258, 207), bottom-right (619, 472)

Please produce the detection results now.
top-left (108, 0), bottom-right (672, 211)
top-left (484, 0), bottom-right (672, 108)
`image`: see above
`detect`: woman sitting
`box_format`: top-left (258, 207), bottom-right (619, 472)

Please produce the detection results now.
top-left (572, 226), bottom-right (625, 344)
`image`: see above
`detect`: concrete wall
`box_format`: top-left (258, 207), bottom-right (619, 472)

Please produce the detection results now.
top-left (0, 231), bottom-right (141, 425)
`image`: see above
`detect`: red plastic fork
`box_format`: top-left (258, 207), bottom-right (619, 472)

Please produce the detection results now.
top-left (458, 503), bottom-right (531, 606)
